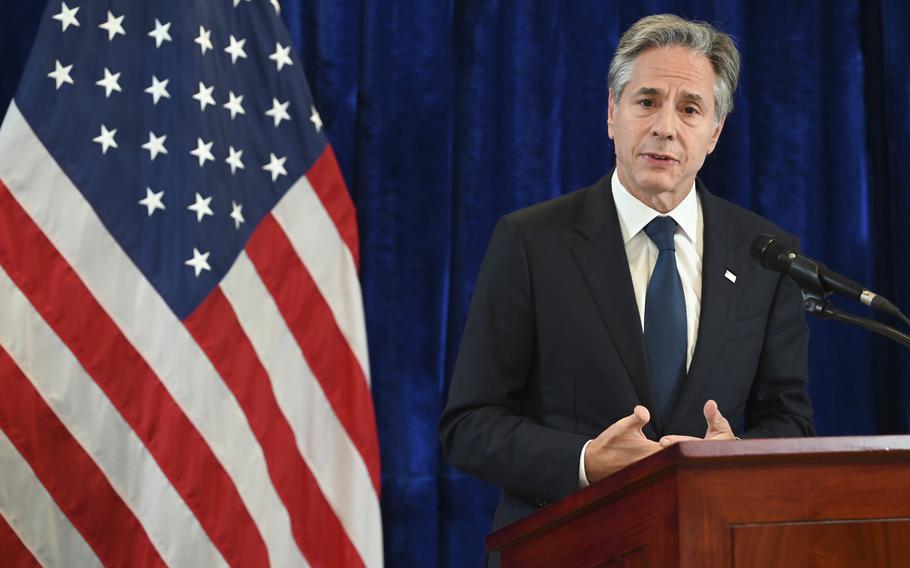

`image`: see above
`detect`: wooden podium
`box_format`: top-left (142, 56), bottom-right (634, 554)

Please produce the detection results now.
top-left (487, 436), bottom-right (910, 567)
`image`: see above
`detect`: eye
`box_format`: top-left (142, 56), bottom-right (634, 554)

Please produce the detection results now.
top-left (682, 106), bottom-right (700, 115)
top-left (636, 99), bottom-right (655, 108)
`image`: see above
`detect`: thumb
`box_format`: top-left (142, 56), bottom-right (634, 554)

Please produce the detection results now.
top-left (601, 405), bottom-right (653, 442)
top-left (703, 400), bottom-right (732, 434)
top-left (607, 405), bottom-right (652, 436)
top-left (622, 405), bottom-right (651, 432)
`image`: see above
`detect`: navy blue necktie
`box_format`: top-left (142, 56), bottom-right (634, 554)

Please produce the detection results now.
top-left (643, 216), bottom-right (687, 426)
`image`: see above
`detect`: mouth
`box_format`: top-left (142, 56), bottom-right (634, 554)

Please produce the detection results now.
top-left (640, 152), bottom-right (678, 164)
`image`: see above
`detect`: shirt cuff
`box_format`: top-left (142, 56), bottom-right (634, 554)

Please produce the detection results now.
top-left (578, 439), bottom-right (593, 488)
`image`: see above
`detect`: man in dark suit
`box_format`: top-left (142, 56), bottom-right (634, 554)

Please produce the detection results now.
top-left (438, 12), bottom-right (815, 547)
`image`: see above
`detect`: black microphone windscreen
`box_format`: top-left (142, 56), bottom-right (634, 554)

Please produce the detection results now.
top-left (750, 235), bottom-right (792, 271)
top-left (749, 235), bottom-right (775, 262)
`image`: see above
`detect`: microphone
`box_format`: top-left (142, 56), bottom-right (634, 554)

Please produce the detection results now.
top-left (750, 235), bottom-right (906, 321)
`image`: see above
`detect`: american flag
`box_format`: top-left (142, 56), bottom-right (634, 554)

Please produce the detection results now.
top-left (0, 1), bottom-right (382, 566)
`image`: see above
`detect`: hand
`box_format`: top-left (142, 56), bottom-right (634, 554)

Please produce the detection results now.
top-left (659, 399), bottom-right (736, 447)
top-left (583, 405), bottom-right (662, 483)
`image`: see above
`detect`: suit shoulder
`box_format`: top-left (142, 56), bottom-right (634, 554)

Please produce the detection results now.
top-left (706, 193), bottom-right (797, 241)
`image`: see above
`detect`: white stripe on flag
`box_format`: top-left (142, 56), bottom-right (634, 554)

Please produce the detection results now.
top-left (222, 250), bottom-right (383, 567)
top-left (0, 428), bottom-right (103, 568)
top-left (273, 176), bottom-right (372, 383)
top-left (0, 103), bottom-right (306, 566)
top-left (0, 262), bottom-right (227, 568)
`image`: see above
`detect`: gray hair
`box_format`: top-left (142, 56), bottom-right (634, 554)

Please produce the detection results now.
top-left (608, 14), bottom-right (740, 123)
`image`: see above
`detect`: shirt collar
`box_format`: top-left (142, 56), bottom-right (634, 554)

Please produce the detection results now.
top-left (610, 169), bottom-right (699, 245)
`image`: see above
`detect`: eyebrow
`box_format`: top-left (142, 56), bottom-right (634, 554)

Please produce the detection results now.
top-left (632, 87), bottom-right (705, 104)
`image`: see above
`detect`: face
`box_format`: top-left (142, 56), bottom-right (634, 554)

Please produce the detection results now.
top-left (607, 46), bottom-right (726, 212)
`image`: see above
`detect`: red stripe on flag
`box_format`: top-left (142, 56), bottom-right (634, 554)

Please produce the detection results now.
top-left (246, 214), bottom-right (381, 492)
top-left (0, 347), bottom-right (165, 567)
top-left (307, 146), bottom-right (361, 268)
top-left (0, 182), bottom-right (268, 567)
top-left (186, 288), bottom-right (365, 567)
top-left (0, 512), bottom-right (41, 568)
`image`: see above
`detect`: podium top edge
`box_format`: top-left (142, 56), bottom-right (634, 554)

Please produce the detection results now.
top-left (675, 434), bottom-right (910, 458)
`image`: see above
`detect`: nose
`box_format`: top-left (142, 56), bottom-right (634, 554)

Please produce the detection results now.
top-left (651, 104), bottom-right (677, 140)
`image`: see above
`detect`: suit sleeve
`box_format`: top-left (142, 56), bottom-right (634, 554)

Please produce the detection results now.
top-left (741, 237), bottom-right (816, 438)
top-left (438, 215), bottom-right (589, 504)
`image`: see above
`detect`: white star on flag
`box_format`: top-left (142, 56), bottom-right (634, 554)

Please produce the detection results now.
top-left (96, 68), bottom-right (122, 98)
top-left (93, 124), bottom-right (118, 154)
top-left (138, 187), bottom-right (166, 216)
top-left (226, 145), bottom-right (245, 174)
top-left (52, 2), bottom-right (80, 32)
top-left (223, 91), bottom-right (245, 120)
top-left (310, 106), bottom-right (323, 132)
top-left (269, 43), bottom-right (293, 71)
top-left (190, 137), bottom-right (215, 167)
top-left (184, 247), bottom-right (211, 277)
top-left (187, 192), bottom-right (214, 222)
top-left (141, 131), bottom-right (168, 161)
top-left (48, 60), bottom-right (74, 90)
top-left (98, 10), bottom-right (126, 41)
top-left (266, 98), bottom-right (291, 127)
top-left (194, 25), bottom-right (213, 55)
top-left (230, 201), bottom-right (245, 229)
top-left (225, 35), bottom-right (248, 64)
top-left (144, 75), bottom-right (170, 105)
top-left (193, 82), bottom-right (216, 111)
top-left (262, 152), bottom-right (287, 181)
top-left (148, 19), bottom-right (172, 48)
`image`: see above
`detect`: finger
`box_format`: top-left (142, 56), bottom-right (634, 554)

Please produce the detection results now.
top-left (659, 435), bottom-right (701, 447)
top-left (703, 399), bottom-right (733, 435)
top-left (704, 399), bottom-right (727, 425)
top-left (703, 399), bottom-right (718, 420)
top-left (704, 399), bottom-right (728, 424)
top-left (632, 405), bottom-right (650, 426)
top-left (606, 405), bottom-right (651, 437)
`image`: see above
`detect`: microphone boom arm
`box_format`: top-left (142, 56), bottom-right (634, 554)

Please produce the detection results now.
top-left (802, 291), bottom-right (910, 350)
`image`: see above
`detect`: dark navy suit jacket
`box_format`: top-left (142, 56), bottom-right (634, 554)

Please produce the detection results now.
top-left (439, 174), bottom-right (815, 540)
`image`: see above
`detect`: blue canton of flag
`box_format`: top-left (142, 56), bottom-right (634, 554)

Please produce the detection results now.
top-left (19, 0), bottom-right (326, 318)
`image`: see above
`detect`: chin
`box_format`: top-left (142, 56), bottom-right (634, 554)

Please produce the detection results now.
top-left (634, 173), bottom-right (680, 195)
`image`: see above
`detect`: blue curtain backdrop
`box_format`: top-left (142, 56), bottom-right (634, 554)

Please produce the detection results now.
top-left (2, 1), bottom-right (910, 566)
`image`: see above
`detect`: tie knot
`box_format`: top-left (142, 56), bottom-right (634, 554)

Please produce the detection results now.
top-left (645, 216), bottom-right (677, 251)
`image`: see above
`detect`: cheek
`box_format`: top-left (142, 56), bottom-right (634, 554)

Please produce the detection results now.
top-left (682, 131), bottom-right (716, 163)
top-left (618, 125), bottom-right (642, 152)
top-left (684, 147), bottom-right (710, 172)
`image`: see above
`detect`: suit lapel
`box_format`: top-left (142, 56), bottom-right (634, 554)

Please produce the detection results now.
top-left (571, 176), bottom-right (659, 436)
top-left (666, 183), bottom-right (750, 434)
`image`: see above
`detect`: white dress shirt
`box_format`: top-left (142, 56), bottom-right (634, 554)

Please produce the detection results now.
top-left (578, 170), bottom-right (704, 487)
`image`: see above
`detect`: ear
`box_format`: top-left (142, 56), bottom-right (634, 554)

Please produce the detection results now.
top-left (607, 90), bottom-right (616, 140)
top-left (706, 114), bottom-right (726, 154)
